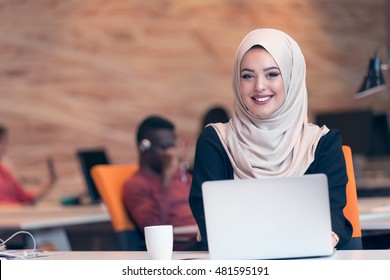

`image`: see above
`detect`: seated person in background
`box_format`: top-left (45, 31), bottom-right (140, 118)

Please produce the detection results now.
top-left (199, 105), bottom-right (230, 135)
top-left (0, 124), bottom-right (56, 205)
top-left (123, 116), bottom-right (199, 250)
top-left (186, 105), bottom-right (231, 174)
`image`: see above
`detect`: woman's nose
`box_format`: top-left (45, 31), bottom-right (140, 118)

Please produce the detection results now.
top-left (255, 75), bottom-right (266, 91)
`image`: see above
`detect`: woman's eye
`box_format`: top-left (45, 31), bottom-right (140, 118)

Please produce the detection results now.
top-left (267, 72), bottom-right (280, 78)
top-left (241, 73), bottom-right (254, 79)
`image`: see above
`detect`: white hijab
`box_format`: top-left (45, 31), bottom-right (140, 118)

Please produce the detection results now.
top-left (210, 28), bottom-right (329, 179)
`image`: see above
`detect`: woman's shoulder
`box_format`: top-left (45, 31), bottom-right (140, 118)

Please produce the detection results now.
top-left (196, 125), bottom-right (228, 159)
top-left (197, 125), bottom-right (220, 145)
top-left (318, 128), bottom-right (343, 150)
top-left (307, 128), bottom-right (346, 175)
top-left (313, 128), bottom-right (344, 164)
top-left (200, 125), bottom-right (218, 136)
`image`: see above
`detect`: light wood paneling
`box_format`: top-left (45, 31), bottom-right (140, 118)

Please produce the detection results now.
top-left (0, 0), bottom-right (387, 201)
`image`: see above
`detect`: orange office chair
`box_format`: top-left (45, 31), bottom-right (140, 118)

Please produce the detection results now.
top-left (341, 145), bottom-right (363, 250)
top-left (90, 164), bottom-right (146, 251)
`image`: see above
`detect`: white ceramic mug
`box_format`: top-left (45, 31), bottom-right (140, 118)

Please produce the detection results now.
top-left (144, 225), bottom-right (173, 260)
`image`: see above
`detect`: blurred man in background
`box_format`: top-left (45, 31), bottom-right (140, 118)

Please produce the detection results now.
top-left (123, 116), bottom-right (199, 250)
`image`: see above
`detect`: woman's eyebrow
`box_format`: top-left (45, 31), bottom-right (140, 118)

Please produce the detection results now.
top-left (241, 66), bottom-right (280, 73)
top-left (240, 68), bottom-right (255, 73)
top-left (264, 66), bottom-right (280, 71)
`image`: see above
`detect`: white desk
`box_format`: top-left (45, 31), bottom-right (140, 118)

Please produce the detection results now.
top-left (36, 249), bottom-right (390, 260)
top-left (0, 203), bottom-right (110, 250)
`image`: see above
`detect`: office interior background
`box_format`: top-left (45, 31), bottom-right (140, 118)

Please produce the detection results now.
top-left (0, 0), bottom-right (389, 203)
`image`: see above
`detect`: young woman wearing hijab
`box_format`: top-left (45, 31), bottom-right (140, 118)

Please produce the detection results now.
top-left (189, 28), bottom-right (353, 250)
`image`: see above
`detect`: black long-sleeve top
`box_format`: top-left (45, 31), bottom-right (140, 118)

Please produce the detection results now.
top-left (189, 126), bottom-right (353, 250)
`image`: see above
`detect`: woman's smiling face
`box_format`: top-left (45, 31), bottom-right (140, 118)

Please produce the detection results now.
top-left (239, 46), bottom-right (285, 118)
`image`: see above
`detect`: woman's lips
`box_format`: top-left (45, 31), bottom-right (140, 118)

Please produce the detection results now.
top-left (252, 95), bottom-right (273, 104)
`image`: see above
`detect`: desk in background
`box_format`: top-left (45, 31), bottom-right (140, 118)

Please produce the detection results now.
top-left (357, 175), bottom-right (390, 197)
top-left (0, 203), bottom-right (113, 251)
top-left (358, 197), bottom-right (390, 249)
top-left (359, 196), bottom-right (390, 229)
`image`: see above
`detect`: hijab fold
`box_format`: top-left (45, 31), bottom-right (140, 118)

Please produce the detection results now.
top-left (210, 28), bottom-right (329, 179)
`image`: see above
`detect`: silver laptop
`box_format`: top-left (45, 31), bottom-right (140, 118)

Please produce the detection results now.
top-left (202, 173), bottom-right (334, 260)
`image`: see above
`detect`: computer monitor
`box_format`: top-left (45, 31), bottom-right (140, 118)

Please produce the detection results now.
top-left (76, 148), bottom-right (110, 204)
top-left (371, 114), bottom-right (390, 156)
top-left (315, 110), bottom-right (374, 156)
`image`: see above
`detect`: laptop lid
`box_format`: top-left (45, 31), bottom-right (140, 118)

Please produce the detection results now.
top-left (202, 173), bottom-right (334, 260)
top-left (77, 148), bottom-right (110, 204)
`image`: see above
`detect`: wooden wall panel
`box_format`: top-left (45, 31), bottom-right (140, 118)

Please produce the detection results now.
top-left (0, 0), bottom-right (387, 201)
